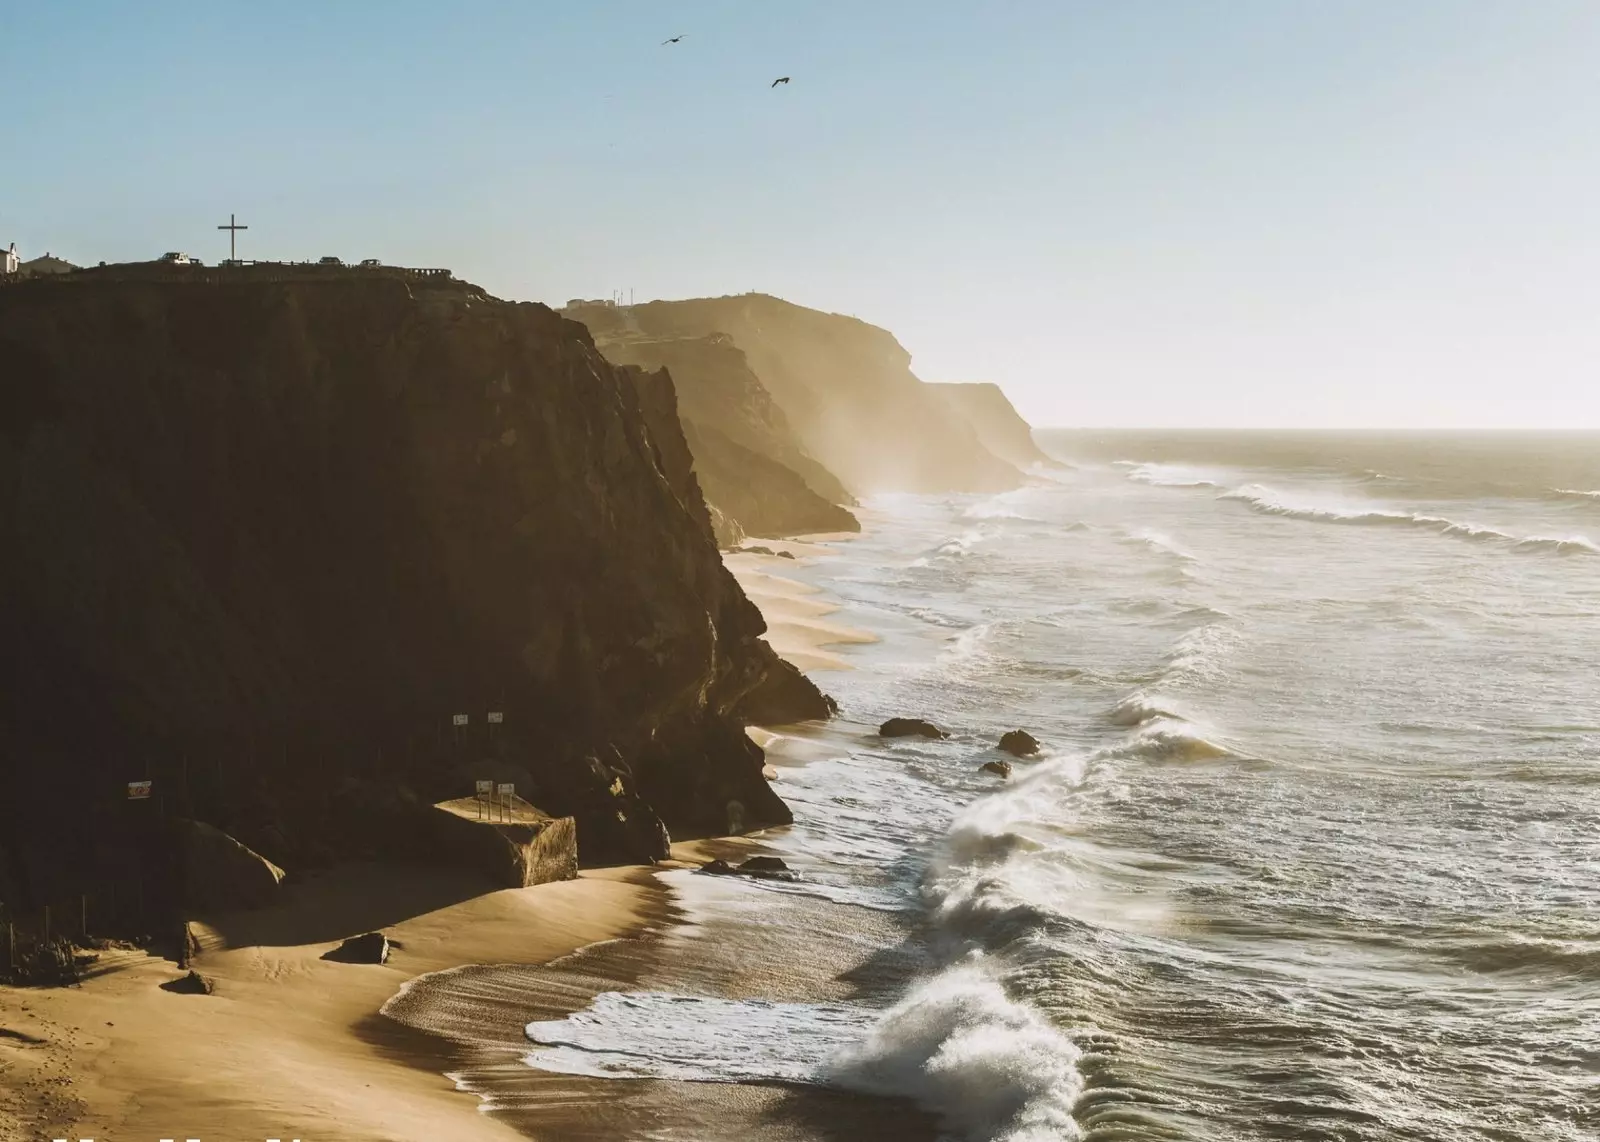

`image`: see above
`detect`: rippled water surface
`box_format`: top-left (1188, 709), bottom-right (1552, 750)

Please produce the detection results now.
top-left (515, 431), bottom-right (1600, 1141)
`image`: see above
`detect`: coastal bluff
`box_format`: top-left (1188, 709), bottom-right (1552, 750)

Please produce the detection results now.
top-left (566, 294), bottom-right (1024, 497)
top-left (0, 271), bottom-right (830, 912)
top-left (929, 382), bottom-right (1057, 471)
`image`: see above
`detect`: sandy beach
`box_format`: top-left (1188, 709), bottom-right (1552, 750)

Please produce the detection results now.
top-left (0, 861), bottom-right (666, 1142)
top-left (723, 535), bottom-right (876, 673)
top-left (0, 534), bottom-right (866, 1142)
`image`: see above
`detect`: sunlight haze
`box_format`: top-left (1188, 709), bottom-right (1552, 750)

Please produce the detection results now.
top-left (3, 0), bottom-right (1596, 427)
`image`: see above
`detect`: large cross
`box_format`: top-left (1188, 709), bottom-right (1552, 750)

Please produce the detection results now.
top-left (217, 213), bottom-right (248, 263)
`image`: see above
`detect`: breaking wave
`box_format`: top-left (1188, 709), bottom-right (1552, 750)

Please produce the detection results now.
top-left (1116, 461), bottom-right (1232, 490)
top-left (828, 964), bottom-right (1084, 1142)
top-left (1220, 484), bottom-right (1599, 554)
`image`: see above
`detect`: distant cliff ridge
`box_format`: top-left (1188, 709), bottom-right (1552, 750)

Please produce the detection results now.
top-left (568, 295), bottom-right (1023, 497)
top-left (591, 332), bottom-right (858, 540)
top-left (0, 272), bottom-right (829, 907)
top-left (930, 382), bottom-right (1055, 471)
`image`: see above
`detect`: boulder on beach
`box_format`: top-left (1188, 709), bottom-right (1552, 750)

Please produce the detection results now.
top-left (323, 931), bottom-right (390, 964)
top-left (739, 856), bottom-right (790, 873)
top-left (998, 730), bottom-right (1042, 757)
top-left (161, 970), bottom-right (215, 995)
top-left (980, 759), bottom-right (1013, 779)
top-left (879, 717), bottom-right (950, 740)
top-left (776, 550), bottom-right (797, 560)
top-left (699, 859), bottom-right (737, 876)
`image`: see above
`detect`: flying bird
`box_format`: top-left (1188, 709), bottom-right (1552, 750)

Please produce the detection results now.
top-left (771, 76), bottom-right (790, 87)
top-left (662, 35), bottom-right (684, 44)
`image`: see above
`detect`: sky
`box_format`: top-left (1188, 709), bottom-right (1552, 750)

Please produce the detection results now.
top-left (3, 1), bottom-right (1598, 428)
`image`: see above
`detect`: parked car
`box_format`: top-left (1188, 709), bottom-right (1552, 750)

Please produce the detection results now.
top-left (158, 252), bottom-right (193, 264)
top-left (318, 256), bottom-right (343, 266)
top-left (360, 258), bottom-right (382, 267)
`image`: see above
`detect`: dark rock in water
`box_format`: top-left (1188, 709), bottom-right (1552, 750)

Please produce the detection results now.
top-left (980, 760), bottom-right (1012, 778)
top-left (162, 970), bottom-right (215, 995)
top-left (698, 855), bottom-right (798, 881)
top-left (880, 718), bottom-right (950, 740)
top-left (776, 550), bottom-right (796, 560)
top-left (324, 932), bottom-right (390, 964)
top-left (743, 545), bottom-right (777, 555)
top-left (997, 730), bottom-right (1041, 757)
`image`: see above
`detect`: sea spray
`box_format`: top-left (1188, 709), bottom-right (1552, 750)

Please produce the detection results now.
top-left (828, 963), bottom-right (1084, 1142)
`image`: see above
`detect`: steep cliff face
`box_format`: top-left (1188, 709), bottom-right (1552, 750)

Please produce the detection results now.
top-left (929, 382), bottom-right (1055, 470)
top-left (0, 273), bottom-right (829, 905)
top-left (574, 331), bottom-right (859, 539)
top-left (567, 296), bottom-right (1023, 496)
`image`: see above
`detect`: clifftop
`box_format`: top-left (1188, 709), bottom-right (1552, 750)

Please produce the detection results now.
top-left (0, 274), bottom-right (829, 906)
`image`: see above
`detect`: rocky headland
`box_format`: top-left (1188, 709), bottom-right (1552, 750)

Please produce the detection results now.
top-left (929, 381), bottom-right (1058, 471)
top-left (565, 293), bottom-right (1025, 498)
top-left (0, 269), bottom-right (831, 915)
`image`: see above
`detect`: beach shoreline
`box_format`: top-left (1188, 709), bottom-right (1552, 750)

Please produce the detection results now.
top-left (0, 530), bottom-right (868, 1142)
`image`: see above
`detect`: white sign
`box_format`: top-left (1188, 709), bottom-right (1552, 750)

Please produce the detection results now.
top-left (475, 780), bottom-right (493, 795)
top-left (497, 783), bottom-right (514, 797)
top-left (487, 711), bottom-right (504, 724)
top-left (452, 714), bottom-right (469, 726)
top-left (127, 780), bottom-right (153, 800)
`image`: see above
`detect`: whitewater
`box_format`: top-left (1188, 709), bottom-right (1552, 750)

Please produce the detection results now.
top-left (507, 431), bottom-right (1599, 1141)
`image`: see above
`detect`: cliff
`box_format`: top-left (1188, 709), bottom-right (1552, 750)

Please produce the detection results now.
top-left (578, 332), bottom-right (858, 540)
top-left (565, 295), bottom-right (1023, 496)
top-left (929, 382), bottom-right (1055, 470)
top-left (0, 271), bottom-right (831, 910)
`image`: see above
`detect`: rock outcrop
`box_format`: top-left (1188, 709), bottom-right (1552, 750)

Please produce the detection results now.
top-left (997, 730), bottom-right (1042, 757)
top-left (980, 760), bottom-right (1013, 779)
top-left (0, 270), bottom-right (831, 910)
top-left (177, 819), bottom-right (286, 914)
top-left (567, 295), bottom-right (1023, 496)
top-left (879, 718), bottom-right (950, 740)
top-left (324, 932), bottom-right (390, 964)
top-left (929, 383), bottom-right (1056, 471)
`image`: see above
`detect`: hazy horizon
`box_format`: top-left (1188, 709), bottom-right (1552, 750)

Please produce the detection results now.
top-left (4, 1), bottom-right (1598, 429)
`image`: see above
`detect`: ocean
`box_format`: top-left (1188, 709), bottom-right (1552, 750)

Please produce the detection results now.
top-left (401, 431), bottom-right (1600, 1141)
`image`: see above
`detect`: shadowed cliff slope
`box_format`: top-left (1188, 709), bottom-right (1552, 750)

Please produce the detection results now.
top-left (573, 330), bottom-right (859, 539)
top-left (0, 273), bottom-right (830, 906)
top-left (567, 295), bottom-right (1022, 496)
top-left (929, 382), bottom-right (1055, 470)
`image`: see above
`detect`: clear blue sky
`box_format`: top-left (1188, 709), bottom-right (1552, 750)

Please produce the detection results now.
top-left (4, 1), bottom-right (1598, 428)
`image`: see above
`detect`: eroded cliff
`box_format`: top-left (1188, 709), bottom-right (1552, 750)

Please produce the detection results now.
top-left (567, 295), bottom-right (1023, 496)
top-left (0, 272), bottom-right (830, 906)
top-left (575, 331), bottom-right (859, 539)
top-left (929, 382), bottom-right (1056, 470)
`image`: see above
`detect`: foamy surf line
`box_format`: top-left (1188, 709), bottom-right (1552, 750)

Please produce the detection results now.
top-left (1219, 484), bottom-right (1600, 554)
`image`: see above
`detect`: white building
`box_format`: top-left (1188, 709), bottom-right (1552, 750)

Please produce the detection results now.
top-left (2, 243), bottom-right (17, 275)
